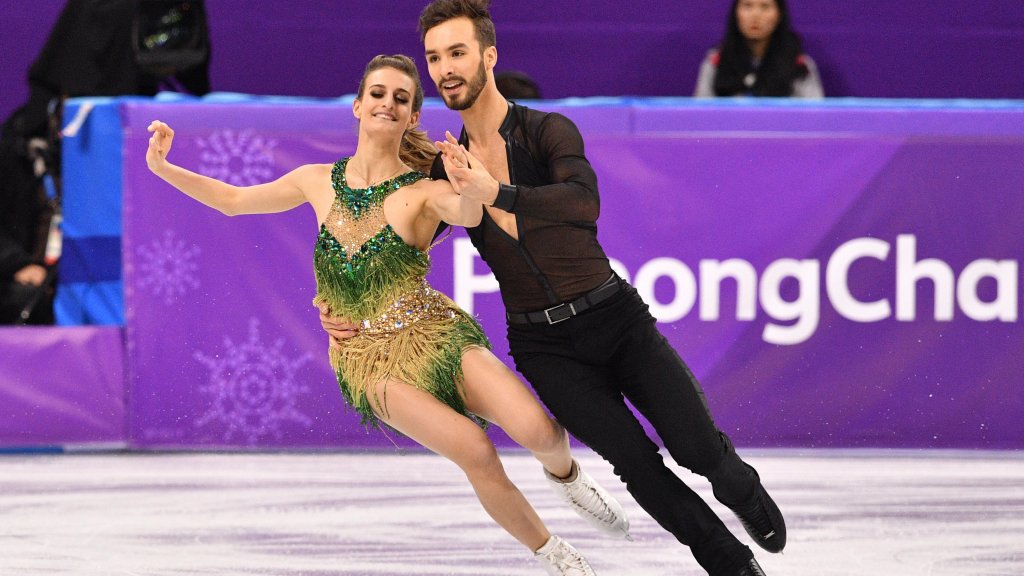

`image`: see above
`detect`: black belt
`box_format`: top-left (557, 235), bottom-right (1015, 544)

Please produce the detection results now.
top-left (507, 273), bottom-right (621, 325)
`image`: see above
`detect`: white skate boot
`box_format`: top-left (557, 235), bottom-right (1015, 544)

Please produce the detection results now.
top-left (545, 460), bottom-right (632, 540)
top-left (534, 535), bottom-right (597, 576)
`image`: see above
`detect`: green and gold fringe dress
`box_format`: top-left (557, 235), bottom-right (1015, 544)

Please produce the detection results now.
top-left (312, 157), bottom-right (490, 426)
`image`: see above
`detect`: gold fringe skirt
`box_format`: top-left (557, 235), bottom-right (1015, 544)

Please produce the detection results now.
top-left (321, 282), bottom-right (490, 427)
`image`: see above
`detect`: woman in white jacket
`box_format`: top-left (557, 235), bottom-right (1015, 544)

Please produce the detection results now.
top-left (694, 0), bottom-right (824, 98)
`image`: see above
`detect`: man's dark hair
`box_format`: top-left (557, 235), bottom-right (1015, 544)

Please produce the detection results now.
top-left (495, 70), bottom-right (541, 100)
top-left (418, 0), bottom-right (496, 48)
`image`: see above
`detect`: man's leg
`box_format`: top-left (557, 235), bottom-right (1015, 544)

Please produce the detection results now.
top-left (607, 287), bottom-right (786, 555)
top-left (508, 321), bottom-right (753, 574)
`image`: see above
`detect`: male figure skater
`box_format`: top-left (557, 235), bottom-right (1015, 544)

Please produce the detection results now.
top-left (325, 2), bottom-right (783, 574)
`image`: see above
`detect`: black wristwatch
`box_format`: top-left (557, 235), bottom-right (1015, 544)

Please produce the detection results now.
top-left (493, 183), bottom-right (518, 212)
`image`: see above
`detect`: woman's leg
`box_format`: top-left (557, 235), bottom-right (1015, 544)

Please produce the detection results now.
top-left (458, 347), bottom-right (573, 478)
top-left (459, 347), bottom-right (632, 540)
top-left (367, 376), bottom-right (550, 551)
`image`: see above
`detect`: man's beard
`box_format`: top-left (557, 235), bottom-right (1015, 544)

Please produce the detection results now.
top-left (442, 60), bottom-right (487, 111)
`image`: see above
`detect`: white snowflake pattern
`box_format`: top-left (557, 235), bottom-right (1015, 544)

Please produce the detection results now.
top-left (193, 318), bottom-right (314, 444)
top-left (196, 129), bottom-right (277, 186)
top-left (136, 229), bottom-right (201, 305)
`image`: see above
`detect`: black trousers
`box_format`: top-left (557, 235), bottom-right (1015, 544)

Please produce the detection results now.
top-left (507, 278), bottom-right (756, 574)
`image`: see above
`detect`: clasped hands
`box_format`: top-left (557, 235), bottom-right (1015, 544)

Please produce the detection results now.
top-left (435, 131), bottom-right (499, 206)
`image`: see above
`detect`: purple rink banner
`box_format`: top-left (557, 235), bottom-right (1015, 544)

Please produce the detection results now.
top-left (0, 326), bottom-right (126, 449)
top-left (58, 96), bottom-right (1024, 450)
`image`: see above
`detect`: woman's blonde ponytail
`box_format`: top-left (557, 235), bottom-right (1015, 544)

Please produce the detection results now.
top-left (400, 124), bottom-right (438, 174)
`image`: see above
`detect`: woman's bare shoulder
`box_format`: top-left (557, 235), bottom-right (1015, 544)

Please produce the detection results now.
top-left (284, 162), bottom-right (333, 188)
top-left (293, 162), bottom-right (334, 177)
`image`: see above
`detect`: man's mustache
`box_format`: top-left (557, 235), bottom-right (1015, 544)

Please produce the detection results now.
top-left (438, 76), bottom-right (467, 91)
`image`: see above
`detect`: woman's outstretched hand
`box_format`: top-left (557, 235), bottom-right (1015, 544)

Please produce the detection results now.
top-left (146, 120), bottom-right (175, 173)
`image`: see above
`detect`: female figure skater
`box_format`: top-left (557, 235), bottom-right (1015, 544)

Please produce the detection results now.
top-left (145, 54), bottom-right (627, 576)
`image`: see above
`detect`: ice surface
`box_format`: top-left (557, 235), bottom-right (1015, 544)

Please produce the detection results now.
top-left (1, 449), bottom-right (1022, 575)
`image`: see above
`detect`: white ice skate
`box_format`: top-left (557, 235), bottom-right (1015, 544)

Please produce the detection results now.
top-left (534, 535), bottom-right (597, 576)
top-left (545, 460), bottom-right (632, 540)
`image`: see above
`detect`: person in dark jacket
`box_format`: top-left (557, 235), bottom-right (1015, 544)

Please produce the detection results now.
top-left (0, 139), bottom-right (53, 324)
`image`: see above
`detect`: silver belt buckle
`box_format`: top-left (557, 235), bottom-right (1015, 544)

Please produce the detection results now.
top-left (544, 303), bottom-right (576, 324)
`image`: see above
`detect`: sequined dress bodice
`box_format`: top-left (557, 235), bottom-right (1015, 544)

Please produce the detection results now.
top-left (314, 158), bottom-right (431, 324)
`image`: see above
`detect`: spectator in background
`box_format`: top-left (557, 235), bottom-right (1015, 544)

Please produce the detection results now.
top-left (694, 0), bottom-right (823, 98)
top-left (0, 138), bottom-right (53, 325)
top-left (0, 0), bottom-right (212, 324)
top-left (495, 70), bottom-right (541, 100)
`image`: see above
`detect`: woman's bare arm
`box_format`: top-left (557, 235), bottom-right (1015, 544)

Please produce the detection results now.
top-left (422, 178), bottom-right (483, 228)
top-left (146, 120), bottom-right (309, 216)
